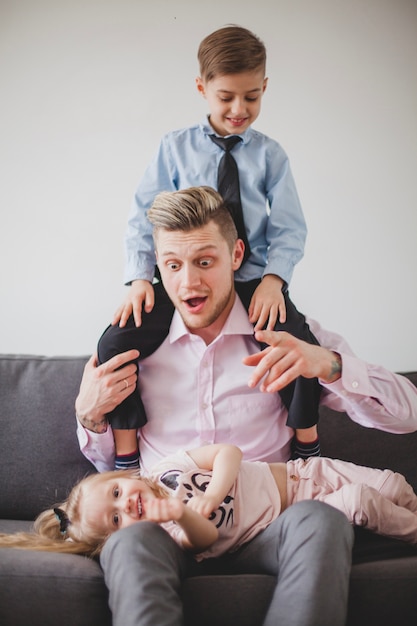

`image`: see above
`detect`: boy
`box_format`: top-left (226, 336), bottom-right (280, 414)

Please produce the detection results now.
top-left (99, 26), bottom-right (321, 470)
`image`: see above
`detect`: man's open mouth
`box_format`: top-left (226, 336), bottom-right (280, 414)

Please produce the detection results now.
top-left (186, 297), bottom-right (206, 308)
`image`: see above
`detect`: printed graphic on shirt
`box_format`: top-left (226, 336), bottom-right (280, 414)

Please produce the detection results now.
top-left (159, 468), bottom-right (235, 530)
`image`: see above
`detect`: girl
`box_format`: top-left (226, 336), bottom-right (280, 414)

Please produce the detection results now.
top-left (2, 444), bottom-right (417, 558)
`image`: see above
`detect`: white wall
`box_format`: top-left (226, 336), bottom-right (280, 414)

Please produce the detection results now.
top-left (1, 0), bottom-right (416, 372)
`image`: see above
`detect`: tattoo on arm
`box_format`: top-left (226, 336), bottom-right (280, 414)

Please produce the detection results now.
top-left (329, 353), bottom-right (342, 381)
top-left (77, 413), bottom-right (108, 433)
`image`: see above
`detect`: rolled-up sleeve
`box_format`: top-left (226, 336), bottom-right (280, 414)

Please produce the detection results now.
top-left (76, 419), bottom-right (116, 473)
top-left (309, 319), bottom-right (417, 433)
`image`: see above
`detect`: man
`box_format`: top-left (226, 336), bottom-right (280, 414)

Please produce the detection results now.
top-left (75, 186), bottom-right (417, 626)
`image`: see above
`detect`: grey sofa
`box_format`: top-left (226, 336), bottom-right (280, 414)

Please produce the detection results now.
top-left (1, 353), bottom-right (417, 626)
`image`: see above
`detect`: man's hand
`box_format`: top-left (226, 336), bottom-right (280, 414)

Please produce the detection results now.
top-left (249, 274), bottom-right (286, 330)
top-left (75, 350), bottom-right (139, 432)
top-left (243, 330), bottom-right (342, 393)
top-left (112, 280), bottom-right (155, 328)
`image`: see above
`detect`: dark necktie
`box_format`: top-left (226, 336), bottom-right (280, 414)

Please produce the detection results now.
top-left (209, 135), bottom-right (251, 263)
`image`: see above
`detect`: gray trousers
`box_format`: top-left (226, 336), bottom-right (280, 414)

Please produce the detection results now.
top-left (100, 500), bottom-right (354, 626)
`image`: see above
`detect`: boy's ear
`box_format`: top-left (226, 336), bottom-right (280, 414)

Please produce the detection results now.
top-left (262, 77), bottom-right (268, 93)
top-left (195, 76), bottom-right (206, 97)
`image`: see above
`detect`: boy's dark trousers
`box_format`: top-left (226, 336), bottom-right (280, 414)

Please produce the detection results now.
top-left (97, 280), bottom-right (321, 430)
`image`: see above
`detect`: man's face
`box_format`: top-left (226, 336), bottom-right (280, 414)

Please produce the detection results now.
top-left (155, 221), bottom-right (244, 344)
top-left (196, 70), bottom-right (267, 137)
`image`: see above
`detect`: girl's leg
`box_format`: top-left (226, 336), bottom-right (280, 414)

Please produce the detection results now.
top-left (322, 483), bottom-right (417, 545)
top-left (288, 457), bottom-right (417, 544)
top-left (376, 470), bottom-right (417, 513)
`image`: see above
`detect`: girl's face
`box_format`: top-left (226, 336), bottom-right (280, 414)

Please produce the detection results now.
top-left (82, 476), bottom-right (155, 535)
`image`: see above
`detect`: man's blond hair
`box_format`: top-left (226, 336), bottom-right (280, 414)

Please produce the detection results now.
top-left (147, 186), bottom-right (238, 252)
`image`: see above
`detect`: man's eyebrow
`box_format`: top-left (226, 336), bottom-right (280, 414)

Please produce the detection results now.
top-left (160, 244), bottom-right (219, 257)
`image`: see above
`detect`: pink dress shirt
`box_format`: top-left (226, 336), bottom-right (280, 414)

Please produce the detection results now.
top-left (77, 297), bottom-right (417, 473)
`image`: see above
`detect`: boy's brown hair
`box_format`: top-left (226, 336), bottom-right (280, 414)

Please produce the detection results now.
top-left (198, 25), bottom-right (266, 82)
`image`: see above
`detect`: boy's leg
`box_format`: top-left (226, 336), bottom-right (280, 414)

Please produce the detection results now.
top-left (276, 290), bottom-right (322, 429)
top-left (112, 429), bottom-right (141, 470)
top-left (235, 280), bottom-right (322, 459)
top-left (224, 500), bottom-right (353, 626)
top-left (97, 282), bottom-right (174, 468)
top-left (97, 282), bottom-right (175, 430)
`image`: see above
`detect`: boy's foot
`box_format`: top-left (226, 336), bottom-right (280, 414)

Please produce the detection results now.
top-left (115, 450), bottom-right (140, 471)
top-left (292, 437), bottom-right (321, 460)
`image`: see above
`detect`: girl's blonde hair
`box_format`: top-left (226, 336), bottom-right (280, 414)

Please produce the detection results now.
top-left (0, 470), bottom-right (167, 557)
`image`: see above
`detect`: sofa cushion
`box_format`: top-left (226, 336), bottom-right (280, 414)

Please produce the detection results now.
top-left (0, 547), bottom-right (111, 626)
top-left (0, 355), bottom-right (94, 520)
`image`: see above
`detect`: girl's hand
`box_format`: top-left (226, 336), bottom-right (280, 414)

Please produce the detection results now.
top-left (112, 280), bottom-right (155, 328)
top-left (144, 497), bottom-right (185, 523)
top-left (249, 275), bottom-right (286, 330)
top-left (186, 495), bottom-right (220, 518)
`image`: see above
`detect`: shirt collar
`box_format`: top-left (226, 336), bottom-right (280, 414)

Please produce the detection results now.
top-left (200, 116), bottom-right (252, 145)
top-left (169, 294), bottom-right (254, 344)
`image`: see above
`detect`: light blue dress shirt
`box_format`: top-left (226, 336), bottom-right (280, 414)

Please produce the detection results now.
top-left (124, 118), bottom-right (307, 285)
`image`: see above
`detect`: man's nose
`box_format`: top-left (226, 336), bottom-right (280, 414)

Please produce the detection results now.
top-left (181, 264), bottom-right (201, 287)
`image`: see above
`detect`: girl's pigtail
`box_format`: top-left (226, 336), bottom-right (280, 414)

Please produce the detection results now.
top-left (0, 506), bottom-right (99, 556)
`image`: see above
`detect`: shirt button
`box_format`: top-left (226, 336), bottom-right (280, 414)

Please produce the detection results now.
top-left (351, 381), bottom-right (359, 389)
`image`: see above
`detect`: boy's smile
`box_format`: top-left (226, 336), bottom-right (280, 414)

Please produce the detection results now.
top-left (196, 70), bottom-right (267, 137)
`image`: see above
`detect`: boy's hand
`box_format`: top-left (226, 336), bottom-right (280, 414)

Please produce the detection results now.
top-left (112, 280), bottom-right (155, 328)
top-left (249, 274), bottom-right (286, 331)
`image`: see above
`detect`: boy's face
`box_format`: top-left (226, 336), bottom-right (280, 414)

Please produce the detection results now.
top-left (155, 220), bottom-right (244, 345)
top-left (196, 70), bottom-right (267, 136)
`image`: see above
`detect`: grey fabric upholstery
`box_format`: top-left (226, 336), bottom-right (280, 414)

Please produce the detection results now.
top-left (1, 354), bottom-right (417, 626)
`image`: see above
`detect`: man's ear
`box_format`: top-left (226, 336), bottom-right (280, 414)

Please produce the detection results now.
top-left (195, 76), bottom-right (206, 97)
top-left (232, 239), bottom-right (245, 271)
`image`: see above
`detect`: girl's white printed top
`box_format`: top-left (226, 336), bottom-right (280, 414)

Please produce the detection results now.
top-left (149, 450), bottom-right (281, 561)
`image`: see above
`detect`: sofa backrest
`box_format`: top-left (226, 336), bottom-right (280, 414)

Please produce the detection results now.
top-left (1, 353), bottom-right (416, 521)
top-left (0, 354), bottom-right (94, 520)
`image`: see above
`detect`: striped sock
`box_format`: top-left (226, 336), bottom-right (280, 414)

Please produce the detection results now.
top-left (292, 437), bottom-right (321, 460)
top-left (115, 450), bottom-right (140, 471)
